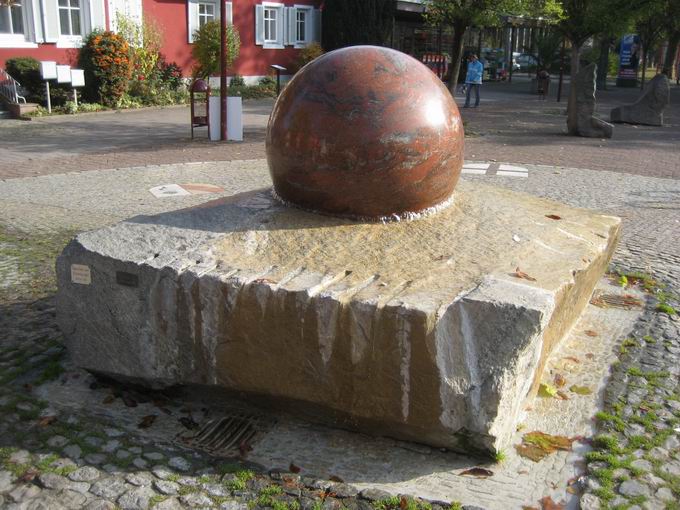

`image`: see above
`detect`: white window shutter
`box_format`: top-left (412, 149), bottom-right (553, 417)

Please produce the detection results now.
top-left (313, 8), bottom-right (321, 43)
top-left (254, 4), bottom-right (263, 45)
top-left (187, 0), bottom-right (197, 43)
top-left (226, 1), bottom-right (232, 24)
top-left (275, 6), bottom-right (283, 46)
top-left (42, 0), bottom-right (59, 41)
top-left (285, 7), bottom-right (294, 45)
top-left (89, 0), bottom-right (106, 31)
top-left (81, 0), bottom-right (92, 34)
top-left (24, 0), bottom-right (40, 41)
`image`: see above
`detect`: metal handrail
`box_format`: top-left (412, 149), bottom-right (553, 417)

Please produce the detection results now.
top-left (0, 68), bottom-right (27, 105)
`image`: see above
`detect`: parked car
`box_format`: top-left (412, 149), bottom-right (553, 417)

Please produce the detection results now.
top-left (514, 53), bottom-right (539, 71)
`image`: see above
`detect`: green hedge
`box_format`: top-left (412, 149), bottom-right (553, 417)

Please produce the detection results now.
top-left (5, 57), bottom-right (72, 105)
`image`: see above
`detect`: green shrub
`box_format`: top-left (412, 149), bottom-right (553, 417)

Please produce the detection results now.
top-left (4, 57), bottom-right (72, 106)
top-left (295, 42), bottom-right (324, 71)
top-left (227, 83), bottom-right (276, 99)
top-left (79, 30), bottom-right (132, 106)
top-left (5, 57), bottom-right (42, 100)
top-left (191, 20), bottom-right (240, 79)
top-left (230, 74), bottom-right (245, 87)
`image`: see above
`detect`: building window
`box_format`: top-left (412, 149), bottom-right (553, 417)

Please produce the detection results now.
top-left (263, 7), bottom-right (276, 43)
top-left (197, 2), bottom-right (214, 28)
top-left (58, 0), bottom-right (81, 36)
top-left (0, 1), bottom-right (23, 34)
top-left (295, 8), bottom-right (305, 43)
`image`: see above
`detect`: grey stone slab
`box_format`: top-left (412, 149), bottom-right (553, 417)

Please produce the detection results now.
top-left (89, 477), bottom-right (129, 499)
top-left (69, 466), bottom-right (101, 482)
top-left (117, 486), bottom-right (157, 510)
top-left (567, 63), bottom-right (613, 138)
top-left (154, 480), bottom-right (180, 495)
top-left (56, 175), bottom-right (620, 454)
top-left (611, 74), bottom-right (670, 126)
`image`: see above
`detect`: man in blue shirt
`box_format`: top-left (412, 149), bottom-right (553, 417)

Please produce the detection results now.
top-left (464, 54), bottom-right (484, 108)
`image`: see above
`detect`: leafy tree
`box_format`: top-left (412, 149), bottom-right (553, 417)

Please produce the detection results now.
top-left (424, 0), bottom-right (560, 94)
top-left (533, 30), bottom-right (563, 72)
top-left (659, 0), bottom-right (680, 78)
top-left (322, 0), bottom-right (396, 51)
top-left (634, 1), bottom-right (666, 87)
top-left (191, 20), bottom-right (240, 79)
top-left (115, 14), bottom-right (163, 83)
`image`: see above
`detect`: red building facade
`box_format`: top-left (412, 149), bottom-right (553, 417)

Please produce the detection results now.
top-left (0, 0), bottom-right (321, 80)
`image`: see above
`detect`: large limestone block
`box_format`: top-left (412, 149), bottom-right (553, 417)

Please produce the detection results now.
top-left (611, 74), bottom-right (670, 126)
top-left (56, 174), bottom-right (620, 454)
top-left (568, 63), bottom-right (614, 138)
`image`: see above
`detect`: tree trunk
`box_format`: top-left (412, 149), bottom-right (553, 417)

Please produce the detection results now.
top-left (662, 30), bottom-right (680, 79)
top-left (596, 36), bottom-right (609, 90)
top-left (448, 20), bottom-right (467, 95)
top-left (641, 48), bottom-right (648, 89)
top-left (567, 42), bottom-right (582, 135)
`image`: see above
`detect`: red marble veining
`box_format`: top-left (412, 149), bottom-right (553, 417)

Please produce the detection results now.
top-left (265, 45), bottom-right (464, 219)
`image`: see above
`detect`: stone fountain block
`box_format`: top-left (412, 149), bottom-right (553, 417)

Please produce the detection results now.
top-left (56, 174), bottom-right (619, 453)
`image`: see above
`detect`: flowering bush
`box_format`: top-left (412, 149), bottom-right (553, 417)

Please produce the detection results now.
top-left (79, 30), bottom-right (132, 106)
top-left (157, 57), bottom-right (184, 91)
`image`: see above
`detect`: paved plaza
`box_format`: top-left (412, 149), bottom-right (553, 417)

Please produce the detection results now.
top-left (0, 78), bottom-right (679, 509)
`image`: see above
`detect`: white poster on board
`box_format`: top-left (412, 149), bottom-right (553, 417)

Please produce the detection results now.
top-left (56, 65), bottom-right (72, 83)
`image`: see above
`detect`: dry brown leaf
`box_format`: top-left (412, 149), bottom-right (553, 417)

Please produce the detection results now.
top-left (539, 495), bottom-right (565, 510)
top-left (138, 415), bottom-right (157, 429)
top-left (585, 330), bottom-right (598, 337)
top-left (400, 497), bottom-right (409, 510)
top-left (516, 431), bottom-right (573, 462)
top-left (513, 267), bottom-right (537, 282)
top-left (515, 444), bottom-right (548, 462)
top-left (554, 373), bottom-right (566, 388)
top-left (239, 439), bottom-right (253, 458)
top-left (19, 469), bottom-right (38, 483)
top-left (37, 415), bottom-right (57, 427)
top-left (289, 462), bottom-right (301, 474)
top-left (545, 214), bottom-right (562, 220)
top-left (253, 278), bottom-right (278, 285)
top-left (460, 467), bottom-right (494, 478)
top-left (556, 390), bottom-right (570, 401)
top-left (329, 475), bottom-right (344, 483)
top-left (563, 356), bottom-right (580, 364)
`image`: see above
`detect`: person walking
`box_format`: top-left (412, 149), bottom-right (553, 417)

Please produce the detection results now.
top-left (464, 54), bottom-right (484, 108)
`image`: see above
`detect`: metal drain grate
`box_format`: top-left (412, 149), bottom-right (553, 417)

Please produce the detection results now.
top-left (176, 412), bottom-right (274, 456)
top-left (591, 292), bottom-right (644, 309)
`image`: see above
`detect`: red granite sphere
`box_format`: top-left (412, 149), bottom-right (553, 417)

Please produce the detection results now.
top-left (266, 45), bottom-right (464, 219)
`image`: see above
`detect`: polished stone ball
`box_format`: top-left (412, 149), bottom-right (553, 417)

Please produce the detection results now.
top-left (265, 45), bottom-right (464, 219)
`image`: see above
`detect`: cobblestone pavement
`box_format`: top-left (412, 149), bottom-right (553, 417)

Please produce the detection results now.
top-left (0, 159), bottom-right (678, 509)
top-left (0, 79), bottom-right (679, 181)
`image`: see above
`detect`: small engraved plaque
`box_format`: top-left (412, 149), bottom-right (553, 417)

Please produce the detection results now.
top-left (116, 271), bottom-right (139, 287)
top-left (71, 264), bottom-right (91, 285)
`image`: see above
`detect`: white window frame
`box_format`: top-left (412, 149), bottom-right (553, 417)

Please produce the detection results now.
top-left (56, 0), bottom-right (83, 47)
top-left (188, 0), bottom-right (231, 44)
top-left (258, 1), bottom-right (283, 49)
top-left (197, 2), bottom-right (214, 28)
top-left (292, 4), bottom-right (311, 48)
top-left (0, 0), bottom-right (38, 47)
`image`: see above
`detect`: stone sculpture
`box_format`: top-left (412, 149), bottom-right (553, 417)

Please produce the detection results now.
top-left (567, 63), bottom-right (613, 138)
top-left (56, 47), bottom-right (622, 455)
top-left (611, 74), bottom-right (670, 126)
top-left (266, 46), bottom-right (464, 219)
